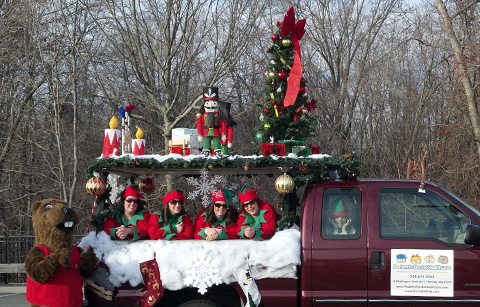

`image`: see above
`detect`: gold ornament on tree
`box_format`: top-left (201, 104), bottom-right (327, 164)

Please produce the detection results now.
top-left (275, 173), bottom-right (295, 194)
top-left (86, 176), bottom-right (106, 196)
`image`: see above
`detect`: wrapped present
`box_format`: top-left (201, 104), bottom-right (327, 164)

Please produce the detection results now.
top-left (169, 140), bottom-right (191, 156)
top-left (172, 128), bottom-right (200, 148)
top-left (292, 146), bottom-right (310, 157)
top-left (278, 140), bottom-right (306, 153)
top-left (261, 143), bottom-right (286, 156)
top-left (309, 145), bottom-right (320, 154)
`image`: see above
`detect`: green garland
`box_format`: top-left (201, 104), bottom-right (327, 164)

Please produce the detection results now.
top-left (85, 153), bottom-right (360, 186)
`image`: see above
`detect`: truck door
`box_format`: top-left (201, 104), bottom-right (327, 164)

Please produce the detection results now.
top-left (367, 182), bottom-right (480, 306)
top-left (305, 184), bottom-right (368, 306)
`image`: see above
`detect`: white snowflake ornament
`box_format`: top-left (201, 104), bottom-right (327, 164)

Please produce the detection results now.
top-left (186, 169), bottom-right (239, 207)
top-left (183, 249), bottom-right (222, 294)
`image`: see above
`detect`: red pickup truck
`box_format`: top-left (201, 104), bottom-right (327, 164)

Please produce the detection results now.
top-left (84, 164), bottom-right (480, 306)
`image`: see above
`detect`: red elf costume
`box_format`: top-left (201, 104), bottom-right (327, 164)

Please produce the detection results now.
top-left (148, 190), bottom-right (193, 240)
top-left (193, 188), bottom-right (239, 240)
top-left (103, 185), bottom-right (150, 241)
top-left (237, 186), bottom-right (278, 240)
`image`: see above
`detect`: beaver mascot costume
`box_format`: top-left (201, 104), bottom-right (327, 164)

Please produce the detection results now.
top-left (24, 198), bottom-right (98, 307)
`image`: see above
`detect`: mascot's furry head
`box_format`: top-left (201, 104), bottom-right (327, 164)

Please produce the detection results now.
top-left (32, 198), bottom-right (79, 250)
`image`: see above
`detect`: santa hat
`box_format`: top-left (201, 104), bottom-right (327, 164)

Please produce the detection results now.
top-left (121, 185), bottom-right (144, 199)
top-left (211, 188), bottom-right (234, 208)
top-left (238, 186), bottom-right (259, 204)
top-left (161, 190), bottom-right (185, 206)
top-left (203, 87), bottom-right (219, 101)
top-left (333, 200), bottom-right (348, 217)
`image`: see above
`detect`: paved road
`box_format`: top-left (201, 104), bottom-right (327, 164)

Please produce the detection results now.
top-left (0, 286), bottom-right (28, 307)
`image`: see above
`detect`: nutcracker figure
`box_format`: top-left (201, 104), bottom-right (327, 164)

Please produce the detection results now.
top-left (196, 87), bottom-right (234, 157)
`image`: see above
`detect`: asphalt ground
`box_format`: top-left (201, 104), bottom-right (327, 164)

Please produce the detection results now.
top-left (0, 285), bottom-right (27, 307)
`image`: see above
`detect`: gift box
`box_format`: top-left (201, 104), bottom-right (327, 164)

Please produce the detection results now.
top-left (169, 140), bottom-right (191, 156)
top-left (278, 140), bottom-right (306, 153)
top-left (170, 145), bottom-right (190, 155)
top-left (292, 146), bottom-right (310, 157)
top-left (261, 143), bottom-right (286, 156)
top-left (309, 145), bottom-right (320, 154)
top-left (172, 128), bottom-right (200, 148)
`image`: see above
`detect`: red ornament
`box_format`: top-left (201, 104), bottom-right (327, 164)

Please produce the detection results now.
top-left (263, 108), bottom-right (269, 115)
top-left (271, 34), bottom-right (279, 42)
top-left (277, 72), bottom-right (286, 79)
top-left (139, 177), bottom-right (156, 194)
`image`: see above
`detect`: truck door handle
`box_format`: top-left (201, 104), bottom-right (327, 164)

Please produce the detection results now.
top-left (371, 251), bottom-right (385, 270)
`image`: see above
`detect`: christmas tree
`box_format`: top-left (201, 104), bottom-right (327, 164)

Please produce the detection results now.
top-left (255, 7), bottom-right (316, 147)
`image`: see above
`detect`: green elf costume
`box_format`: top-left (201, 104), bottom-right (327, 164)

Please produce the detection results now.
top-left (193, 188), bottom-right (239, 240)
top-left (103, 185), bottom-right (150, 241)
top-left (148, 190), bottom-right (193, 240)
top-left (237, 186), bottom-right (278, 240)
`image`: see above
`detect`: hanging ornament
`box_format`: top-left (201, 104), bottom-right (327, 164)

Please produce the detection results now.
top-left (259, 113), bottom-right (264, 121)
top-left (271, 34), bottom-right (279, 42)
top-left (280, 58), bottom-right (292, 70)
top-left (256, 132), bottom-right (263, 140)
top-left (276, 86), bottom-right (282, 93)
top-left (263, 108), bottom-right (269, 115)
top-left (243, 161), bottom-right (251, 171)
top-left (86, 176), bottom-right (106, 196)
top-left (268, 71), bottom-right (275, 78)
top-left (264, 123), bottom-right (271, 130)
top-left (277, 72), bottom-right (286, 79)
top-left (270, 60), bottom-right (276, 64)
top-left (275, 173), bottom-right (295, 194)
top-left (282, 39), bottom-right (291, 47)
top-left (139, 177), bottom-right (156, 194)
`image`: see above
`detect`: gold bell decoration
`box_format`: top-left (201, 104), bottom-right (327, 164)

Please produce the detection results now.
top-left (139, 177), bottom-right (156, 194)
top-left (86, 176), bottom-right (106, 196)
top-left (275, 173), bottom-right (295, 194)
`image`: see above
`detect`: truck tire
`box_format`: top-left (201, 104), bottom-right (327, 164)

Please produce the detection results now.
top-left (177, 299), bottom-right (222, 307)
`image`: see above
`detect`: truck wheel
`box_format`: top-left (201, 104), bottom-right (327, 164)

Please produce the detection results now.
top-left (177, 299), bottom-right (222, 307)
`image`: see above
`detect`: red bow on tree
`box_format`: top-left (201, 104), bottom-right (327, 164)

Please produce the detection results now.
top-left (305, 99), bottom-right (317, 112)
top-left (125, 104), bottom-right (136, 113)
top-left (281, 7), bottom-right (306, 107)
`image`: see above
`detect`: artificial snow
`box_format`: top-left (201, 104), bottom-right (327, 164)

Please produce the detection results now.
top-left (97, 153), bottom-right (331, 162)
top-left (79, 227), bottom-right (301, 292)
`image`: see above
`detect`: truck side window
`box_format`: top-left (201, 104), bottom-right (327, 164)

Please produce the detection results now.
top-left (321, 188), bottom-right (361, 240)
top-left (379, 188), bottom-right (471, 244)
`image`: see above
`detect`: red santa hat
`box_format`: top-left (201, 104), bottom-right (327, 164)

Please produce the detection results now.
top-left (238, 186), bottom-right (259, 204)
top-left (161, 190), bottom-right (185, 206)
top-left (121, 185), bottom-right (144, 199)
top-left (333, 200), bottom-right (348, 217)
top-left (211, 188), bottom-right (234, 208)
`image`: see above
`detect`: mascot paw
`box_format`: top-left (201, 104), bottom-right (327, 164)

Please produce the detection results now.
top-left (55, 242), bottom-right (72, 270)
top-left (80, 246), bottom-right (99, 277)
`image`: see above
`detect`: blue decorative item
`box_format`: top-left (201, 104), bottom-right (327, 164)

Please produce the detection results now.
top-left (120, 107), bottom-right (125, 119)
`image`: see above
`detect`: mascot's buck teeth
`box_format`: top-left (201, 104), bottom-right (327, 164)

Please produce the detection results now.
top-left (65, 221), bottom-right (74, 228)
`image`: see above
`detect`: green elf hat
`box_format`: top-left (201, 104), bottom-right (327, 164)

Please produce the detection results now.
top-left (238, 185), bottom-right (259, 204)
top-left (333, 199), bottom-right (349, 217)
top-left (211, 188), bottom-right (233, 208)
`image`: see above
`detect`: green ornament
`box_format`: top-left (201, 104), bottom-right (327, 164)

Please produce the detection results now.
top-left (282, 39), bottom-right (291, 47)
top-left (256, 132), bottom-right (263, 139)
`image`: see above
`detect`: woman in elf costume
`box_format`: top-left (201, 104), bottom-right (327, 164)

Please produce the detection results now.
top-left (193, 188), bottom-right (239, 240)
top-left (148, 190), bottom-right (193, 240)
top-left (103, 185), bottom-right (150, 241)
top-left (237, 186), bottom-right (278, 240)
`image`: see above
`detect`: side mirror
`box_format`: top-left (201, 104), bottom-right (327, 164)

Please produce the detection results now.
top-left (464, 224), bottom-right (480, 246)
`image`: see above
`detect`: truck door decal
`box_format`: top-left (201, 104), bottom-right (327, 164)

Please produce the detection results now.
top-left (391, 249), bottom-right (454, 297)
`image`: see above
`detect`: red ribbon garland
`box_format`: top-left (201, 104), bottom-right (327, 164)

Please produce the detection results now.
top-left (281, 7), bottom-right (306, 107)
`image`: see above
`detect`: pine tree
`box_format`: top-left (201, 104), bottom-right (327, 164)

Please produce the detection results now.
top-left (255, 7), bottom-right (316, 146)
